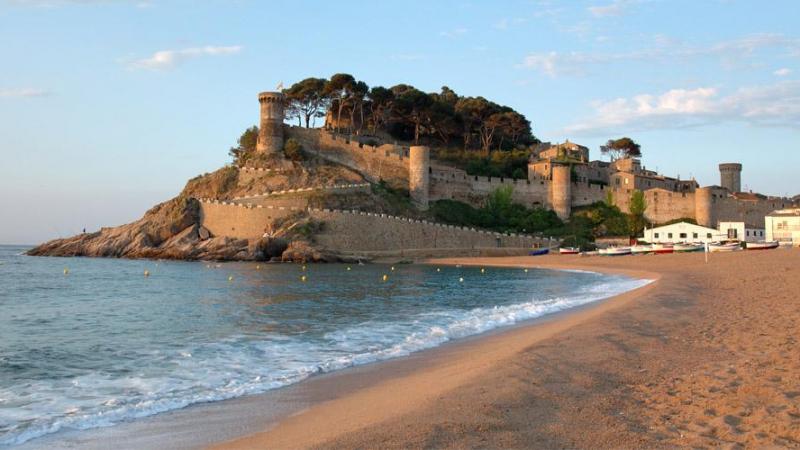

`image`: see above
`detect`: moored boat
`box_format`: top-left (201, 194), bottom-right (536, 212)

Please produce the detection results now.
top-left (673, 243), bottom-right (704, 253)
top-left (630, 244), bottom-right (653, 254)
top-left (745, 241), bottom-right (779, 250)
top-left (529, 248), bottom-right (550, 256)
top-left (708, 242), bottom-right (741, 253)
top-left (599, 247), bottom-right (632, 256)
top-left (651, 243), bottom-right (674, 254)
top-left (559, 247), bottom-right (580, 254)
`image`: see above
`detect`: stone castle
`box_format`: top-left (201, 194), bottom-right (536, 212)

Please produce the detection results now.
top-left (195, 90), bottom-right (793, 257)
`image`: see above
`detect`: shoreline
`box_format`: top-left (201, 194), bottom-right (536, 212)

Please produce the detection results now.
top-left (214, 250), bottom-right (800, 449)
top-left (213, 256), bottom-right (659, 450)
top-left (11, 260), bottom-right (650, 450)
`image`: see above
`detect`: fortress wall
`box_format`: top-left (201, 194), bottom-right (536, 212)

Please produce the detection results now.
top-left (199, 201), bottom-right (300, 239)
top-left (429, 165), bottom-right (549, 208)
top-left (644, 190), bottom-right (696, 224)
top-left (713, 197), bottom-right (790, 227)
top-left (199, 200), bottom-right (546, 253)
top-left (285, 127), bottom-right (409, 188)
top-left (571, 182), bottom-right (608, 207)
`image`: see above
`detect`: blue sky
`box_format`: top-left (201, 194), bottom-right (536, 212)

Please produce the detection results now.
top-left (1, 0), bottom-right (798, 244)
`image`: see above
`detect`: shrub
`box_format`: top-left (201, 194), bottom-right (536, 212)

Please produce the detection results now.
top-left (284, 138), bottom-right (304, 161)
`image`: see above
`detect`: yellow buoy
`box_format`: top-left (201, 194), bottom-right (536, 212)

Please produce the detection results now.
top-left (302, 265), bottom-right (307, 271)
top-left (346, 266), bottom-right (351, 271)
top-left (459, 277), bottom-right (464, 283)
top-left (256, 265), bottom-right (261, 270)
top-left (228, 275), bottom-right (234, 282)
top-left (144, 270), bottom-right (150, 277)
top-left (524, 268), bottom-right (529, 273)
top-left (301, 275), bottom-right (307, 282)
top-left (63, 268), bottom-right (69, 275)
top-left (480, 268), bottom-right (485, 274)
top-left (382, 274), bottom-right (388, 282)
top-left (436, 268), bottom-right (441, 272)
top-left (391, 266), bottom-right (395, 271)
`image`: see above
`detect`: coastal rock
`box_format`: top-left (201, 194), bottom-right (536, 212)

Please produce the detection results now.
top-left (281, 240), bottom-right (332, 263)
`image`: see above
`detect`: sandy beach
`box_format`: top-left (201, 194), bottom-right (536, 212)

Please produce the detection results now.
top-left (215, 249), bottom-right (800, 449)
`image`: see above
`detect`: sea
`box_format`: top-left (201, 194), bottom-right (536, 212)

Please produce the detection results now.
top-left (0, 244), bottom-right (650, 447)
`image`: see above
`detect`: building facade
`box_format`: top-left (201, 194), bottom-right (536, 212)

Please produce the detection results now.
top-left (765, 209), bottom-right (800, 245)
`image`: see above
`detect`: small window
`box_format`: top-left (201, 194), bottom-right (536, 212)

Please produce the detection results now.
top-left (707, 233), bottom-right (712, 238)
top-left (679, 233), bottom-right (687, 239)
top-left (746, 230), bottom-right (750, 236)
top-left (654, 233), bottom-right (660, 238)
top-left (693, 233), bottom-right (698, 238)
top-left (668, 233), bottom-right (673, 239)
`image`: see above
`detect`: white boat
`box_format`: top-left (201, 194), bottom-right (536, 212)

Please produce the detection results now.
top-left (745, 241), bottom-right (779, 250)
top-left (651, 243), bottom-right (674, 254)
top-left (708, 242), bottom-right (741, 253)
top-left (630, 244), bottom-right (653, 254)
top-left (559, 247), bottom-right (580, 254)
top-left (778, 240), bottom-right (794, 248)
top-left (673, 243), bottom-right (704, 253)
top-left (599, 247), bottom-right (632, 256)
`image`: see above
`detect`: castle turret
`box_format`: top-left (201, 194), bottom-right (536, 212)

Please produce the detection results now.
top-left (256, 91), bottom-right (285, 155)
top-left (695, 186), bottom-right (716, 228)
top-left (409, 145), bottom-right (430, 210)
top-left (719, 163), bottom-right (742, 193)
top-left (550, 163), bottom-right (572, 220)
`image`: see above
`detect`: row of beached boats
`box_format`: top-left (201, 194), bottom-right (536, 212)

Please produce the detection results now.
top-left (554, 240), bottom-right (783, 256)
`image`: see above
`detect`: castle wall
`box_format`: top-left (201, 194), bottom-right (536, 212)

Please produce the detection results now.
top-left (429, 165), bottom-right (549, 208)
top-left (409, 146), bottom-right (430, 209)
top-left (643, 189), bottom-right (696, 224)
top-left (285, 126), bottom-right (409, 189)
top-left (550, 164), bottom-right (571, 220)
top-left (198, 200), bottom-right (547, 254)
top-left (257, 92), bottom-right (285, 155)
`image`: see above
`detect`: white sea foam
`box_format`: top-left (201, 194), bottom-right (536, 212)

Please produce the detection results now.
top-left (0, 273), bottom-right (651, 446)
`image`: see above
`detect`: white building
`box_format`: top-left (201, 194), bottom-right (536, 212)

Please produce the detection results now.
top-left (765, 208), bottom-right (800, 245)
top-left (718, 221), bottom-right (766, 242)
top-left (643, 222), bottom-right (726, 244)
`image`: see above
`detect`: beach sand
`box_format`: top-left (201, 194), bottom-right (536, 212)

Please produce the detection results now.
top-left (216, 250), bottom-right (800, 449)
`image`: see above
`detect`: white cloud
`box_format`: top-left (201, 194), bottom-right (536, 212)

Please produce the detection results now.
top-left (127, 45), bottom-right (242, 70)
top-left (439, 28), bottom-right (468, 38)
top-left (520, 33), bottom-right (800, 77)
top-left (588, 0), bottom-right (638, 17)
top-left (0, 88), bottom-right (51, 98)
top-left (563, 81), bottom-right (800, 135)
top-left (774, 67), bottom-right (792, 76)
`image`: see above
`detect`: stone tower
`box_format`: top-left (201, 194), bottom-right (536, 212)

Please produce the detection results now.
top-left (694, 186), bottom-right (716, 228)
top-left (256, 91), bottom-right (285, 155)
top-left (409, 146), bottom-right (430, 210)
top-left (549, 163), bottom-right (572, 220)
top-left (719, 163), bottom-right (742, 193)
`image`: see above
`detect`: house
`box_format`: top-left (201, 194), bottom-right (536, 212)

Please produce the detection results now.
top-left (718, 221), bottom-right (766, 242)
top-left (765, 208), bottom-right (800, 245)
top-left (642, 221), bottom-right (726, 244)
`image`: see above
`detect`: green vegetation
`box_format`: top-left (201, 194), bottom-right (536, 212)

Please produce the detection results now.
top-left (429, 186), bottom-right (563, 235)
top-left (434, 148), bottom-right (531, 178)
top-left (600, 137), bottom-right (642, 160)
top-left (283, 138), bottom-right (304, 161)
top-left (283, 74), bottom-right (539, 150)
top-left (229, 126), bottom-right (259, 165)
top-left (628, 189), bottom-right (648, 236)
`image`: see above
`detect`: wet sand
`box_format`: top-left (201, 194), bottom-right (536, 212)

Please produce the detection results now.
top-left (216, 250), bottom-right (800, 449)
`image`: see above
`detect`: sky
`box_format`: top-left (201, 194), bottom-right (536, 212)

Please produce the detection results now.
top-left (1, 0), bottom-right (799, 244)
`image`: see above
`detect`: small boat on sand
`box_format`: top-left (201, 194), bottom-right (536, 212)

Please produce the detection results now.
top-left (651, 243), bottom-right (674, 254)
top-left (708, 242), bottom-right (741, 253)
top-left (599, 247), bottom-right (632, 256)
top-left (745, 241), bottom-right (779, 250)
top-left (529, 248), bottom-right (550, 256)
top-left (630, 244), bottom-right (653, 255)
top-left (559, 247), bottom-right (580, 254)
top-left (673, 243), bottom-right (704, 253)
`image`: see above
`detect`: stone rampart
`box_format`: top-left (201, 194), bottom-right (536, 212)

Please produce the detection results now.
top-left (285, 127), bottom-right (409, 188)
top-left (198, 199), bottom-right (547, 253)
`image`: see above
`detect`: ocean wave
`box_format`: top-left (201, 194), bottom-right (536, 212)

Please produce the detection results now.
top-left (0, 274), bottom-right (651, 446)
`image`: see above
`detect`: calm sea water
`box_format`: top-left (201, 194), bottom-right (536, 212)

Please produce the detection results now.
top-left (0, 245), bottom-right (649, 446)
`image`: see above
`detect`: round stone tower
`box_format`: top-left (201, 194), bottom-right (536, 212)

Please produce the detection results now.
top-left (256, 91), bottom-right (285, 155)
top-left (409, 145), bottom-right (430, 210)
top-left (695, 187), bottom-right (716, 228)
top-left (719, 163), bottom-right (742, 193)
top-left (550, 163), bottom-right (572, 220)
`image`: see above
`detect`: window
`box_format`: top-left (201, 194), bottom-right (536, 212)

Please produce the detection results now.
top-left (746, 230), bottom-right (750, 236)
top-left (693, 233), bottom-right (698, 238)
top-left (654, 233), bottom-right (660, 238)
top-left (668, 233), bottom-right (673, 239)
top-left (679, 233), bottom-right (687, 239)
top-left (707, 233), bottom-right (712, 238)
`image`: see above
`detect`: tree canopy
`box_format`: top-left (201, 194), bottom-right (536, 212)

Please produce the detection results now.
top-left (600, 137), bottom-right (642, 161)
top-left (282, 74), bottom-right (538, 151)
